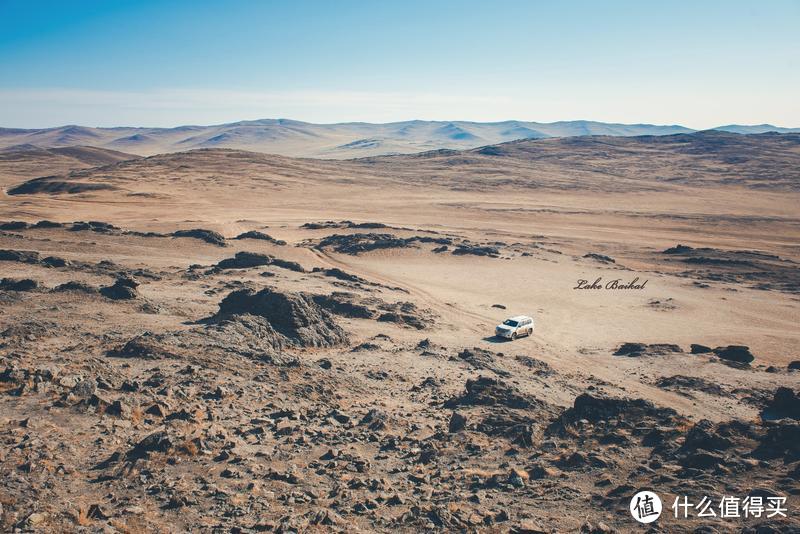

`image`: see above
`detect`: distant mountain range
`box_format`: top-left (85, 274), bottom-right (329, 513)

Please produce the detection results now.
top-left (0, 119), bottom-right (797, 159)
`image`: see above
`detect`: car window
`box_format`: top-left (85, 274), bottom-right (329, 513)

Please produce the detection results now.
top-left (503, 320), bottom-right (519, 327)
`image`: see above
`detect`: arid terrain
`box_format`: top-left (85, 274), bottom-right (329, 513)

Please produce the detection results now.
top-left (1, 131), bottom-right (799, 532)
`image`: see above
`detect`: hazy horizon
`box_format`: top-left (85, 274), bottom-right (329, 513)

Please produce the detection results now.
top-left (4, 115), bottom-right (798, 132)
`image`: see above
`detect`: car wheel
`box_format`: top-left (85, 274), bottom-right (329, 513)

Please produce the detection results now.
top-left (511, 332), bottom-right (517, 340)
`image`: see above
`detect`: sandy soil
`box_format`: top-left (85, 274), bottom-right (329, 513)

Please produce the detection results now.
top-left (0, 135), bottom-right (798, 532)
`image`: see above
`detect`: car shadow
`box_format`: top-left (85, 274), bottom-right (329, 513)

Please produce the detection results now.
top-left (482, 336), bottom-right (512, 344)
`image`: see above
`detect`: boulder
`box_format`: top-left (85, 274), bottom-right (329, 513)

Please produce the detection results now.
top-left (100, 276), bottom-right (139, 300)
top-left (0, 278), bottom-right (39, 291)
top-left (448, 412), bottom-right (467, 433)
top-left (713, 345), bottom-right (755, 364)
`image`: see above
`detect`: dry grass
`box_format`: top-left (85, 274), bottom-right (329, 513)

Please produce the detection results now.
top-left (74, 505), bottom-right (91, 527)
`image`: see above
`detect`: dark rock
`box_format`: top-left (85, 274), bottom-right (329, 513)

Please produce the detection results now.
top-left (40, 256), bottom-right (68, 267)
top-left (762, 387), bottom-right (800, 420)
top-left (614, 342), bottom-right (646, 356)
top-left (491, 304), bottom-right (506, 309)
top-left (0, 278), bottom-right (39, 291)
top-left (216, 251), bottom-right (274, 269)
top-left (318, 267), bottom-right (366, 283)
top-left (105, 400), bottom-right (131, 418)
top-left (432, 245), bottom-right (448, 253)
top-left (303, 220), bottom-right (388, 230)
top-left (789, 361), bottom-right (800, 371)
top-left (448, 412), bottom-right (467, 433)
top-left (713, 345), bottom-right (755, 364)
top-left (311, 293), bottom-right (377, 319)
top-left (0, 249), bottom-right (40, 263)
top-left (217, 252), bottom-right (303, 272)
top-left (614, 342), bottom-right (681, 357)
top-left (128, 431), bottom-right (173, 459)
top-left (100, 277), bottom-right (139, 300)
top-left (212, 287), bottom-right (348, 348)
top-left (72, 379), bottom-right (97, 399)
top-left (477, 410), bottom-right (536, 446)
top-left (171, 228), bottom-right (226, 246)
top-left (86, 504), bottom-right (109, 520)
top-left (583, 253), bottom-right (615, 264)
top-left (690, 344), bottom-right (713, 354)
top-left (445, 376), bottom-right (540, 409)
top-left (753, 420), bottom-right (800, 460)
top-left (270, 257), bottom-right (305, 272)
top-left (316, 232), bottom-right (451, 254)
top-left (681, 419), bottom-right (733, 452)
top-left (655, 375), bottom-right (725, 396)
top-left (0, 221), bottom-right (28, 230)
top-left (456, 347), bottom-right (510, 377)
top-left (515, 355), bottom-right (554, 376)
top-left (317, 233), bottom-right (411, 254)
top-left (32, 220), bottom-right (63, 228)
top-left (377, 312), bottom-right (423, 329)
top-left (108, 332), bottom-right (179, 359)
top-left (234, 230), bottom-right (286, 245)
top-left (70, 221), bottom-right (119, 233)
top-left (548, 392), bottom-right (680, 437)
top-left (359, 409), bottom-right (387, 431)
top-left (452, 244), bottom-right (500, 257)
top-left (680, 451), bottom-right (725, 470)
top-left (663, 244), bottom-right (695, 254)
top-left (53, 281), bottom-right (98, 293)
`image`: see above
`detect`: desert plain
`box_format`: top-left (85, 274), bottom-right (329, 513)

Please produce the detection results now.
top-left (0, 131), bottom-right (798, 532)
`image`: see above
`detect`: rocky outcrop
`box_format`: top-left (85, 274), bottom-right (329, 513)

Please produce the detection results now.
top-left (445, 376), bottom-right (540, 409)
top-left (99, 276), bottom-right (139, 300)
top-left (316, 233), bottom-right (452, 254)
top-left (583, 253), bottom-right (615, 263)
top-left (452, 244), bottom-right (500, 257)
top-left (613, 342), bottom-right (681, 357)
top-left (215, 252), bottom-right (304, 272)
top-left (547, 392), bottom-right (681, 437)
top-left (234, 230), bottom-right (286, 245)
top-left (0, 278), bottom-right (39, 291)
top-left (762, 387), bottom-right (800, 420)
top-left (211, 287), bottom-right (349, 348)
top-left (171, 229), bottom-right (226, 246)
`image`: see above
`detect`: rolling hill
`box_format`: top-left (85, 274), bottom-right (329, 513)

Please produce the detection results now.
top-left (0, 118), bottom-right (712, 158)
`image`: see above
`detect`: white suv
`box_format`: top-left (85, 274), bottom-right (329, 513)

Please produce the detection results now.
top-left (495, 315), bottom-right (534, 340)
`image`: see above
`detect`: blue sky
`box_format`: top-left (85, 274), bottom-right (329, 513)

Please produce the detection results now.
top-left (1, 0), bottom-right (798, 128)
